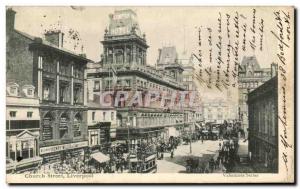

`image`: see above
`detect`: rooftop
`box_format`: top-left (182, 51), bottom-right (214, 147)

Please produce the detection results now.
top-left (107, 9), bottom-right (142, 37)
top-left (157, 46), bottom-right (178, 65)
top-left (14, 29), bottom-right (92, 63)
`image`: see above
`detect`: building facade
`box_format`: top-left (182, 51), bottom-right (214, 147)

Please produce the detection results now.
top-left (179, 53), bottom-right (203, 124)
top-left (248, 76), bottom-right (278, 172)
top-left (86, 9), bottom-right (196, 148)
top-left (87, 102), bottom-right (117, 149)
top-left (238, 56), bottom-right (272, 131)
top-left (6, 83), bottom-right (42, 173)
top-left (202, 98), bottom-right (229, 124)
top-left (6, 8), bottom-right (90, 164)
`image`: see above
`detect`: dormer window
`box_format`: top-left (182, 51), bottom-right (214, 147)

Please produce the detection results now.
top-left (22, 85), bottom-right (35, 98)
top-left (28, 89), bottom-right (33, 95)
top-left (7, 83), bottom-right (19, 96)
top-left (10, 87), bottom-right (17, 94)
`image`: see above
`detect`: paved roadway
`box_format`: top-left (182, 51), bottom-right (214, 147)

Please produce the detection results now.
top-left (156, 140), bottom-right (221, 173)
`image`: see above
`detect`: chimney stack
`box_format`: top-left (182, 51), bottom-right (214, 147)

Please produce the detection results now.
top-left (157, 48), bottom-right (162, 64)
top-left (271, 62), bottom-right (278, 77)
top-left (6, 8), bottom-right (16, 32)
top-left (44, 30), bottom-right (64, 48)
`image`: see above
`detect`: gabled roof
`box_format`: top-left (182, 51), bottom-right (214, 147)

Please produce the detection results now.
top-left (240, 56), bottom-right (261, 72)
top-left (16, 130), bottom-right (38, 139)
top-left (157, 46), bottom-right (178, 65)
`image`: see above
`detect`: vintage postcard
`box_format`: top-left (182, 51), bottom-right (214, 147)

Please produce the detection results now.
top-left (5, 6), bottom-right (294, 183)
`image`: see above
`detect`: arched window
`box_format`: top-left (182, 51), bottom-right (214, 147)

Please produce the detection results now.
top-left (170, 70), bottom-right (176, 78)
top-left (42, 112), bottom-right (54, 141)
top-left (115, 49), bottom-right (124, 64)
top-left (126, 47), bottom-right (131, 63)
top-left (107, 49), bottom-right (113, 63)
top-left (59, 113), bottom-right (69, 139)
top-left (73, 113), bottom-right (82, 137)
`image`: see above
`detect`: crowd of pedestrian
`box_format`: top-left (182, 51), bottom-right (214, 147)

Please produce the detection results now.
top-left (184, 120), bottom-right (243, 173)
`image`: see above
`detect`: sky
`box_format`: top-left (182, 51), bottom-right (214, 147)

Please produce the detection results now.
top-left (12, 6), bottom-right (277, 67)
top-left (11, 6), bottom-right (286, 101)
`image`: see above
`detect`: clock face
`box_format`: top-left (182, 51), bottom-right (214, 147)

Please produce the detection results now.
top-left (114, 13), bottom-right (130, 20)
top-left (111, 26), bottom-right (129, 35)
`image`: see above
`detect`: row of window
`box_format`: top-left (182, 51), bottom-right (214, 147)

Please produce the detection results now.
top-left (183, 75), bottom-right (193, 82)
top-left (92, 111), bottom-right (114, 121)
top-left (43, 81), bottom-right (83, 103)
top-left (207, 114), bottom-right (223, 120)
top-left (239, 81), bottom-right (260, 89)
top-left (136, 79), bottom-right (174, 93)
top-left (41, 113), bottom-right (82, 141)
top-left (7, 84), bottom-right (35, 98)
top-left (239, 72), bottom-right (270, 77)
top-left (106, 47), bottom-right (145, 65)
top-left (9, 111), bottom-right (33, 118)
top-left (116, 79), bottom-right (131, 87)
top-left (43, 60), bottom-right (83, 78)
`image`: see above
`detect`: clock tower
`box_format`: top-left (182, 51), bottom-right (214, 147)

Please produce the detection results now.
top-left (101, 9), bottom-right (148, 69)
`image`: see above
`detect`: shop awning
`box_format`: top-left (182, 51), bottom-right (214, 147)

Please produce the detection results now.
top-left (91, 152), bottom-right (110, 163)
top-left (195, 122), bottom-right (201, 128)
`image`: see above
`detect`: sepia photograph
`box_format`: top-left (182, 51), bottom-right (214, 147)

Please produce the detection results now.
top-left (5, 5), bottom-right (294, 184)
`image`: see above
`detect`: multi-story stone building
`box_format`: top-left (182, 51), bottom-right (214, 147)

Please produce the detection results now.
top-left (156, 46), bottom-right (203, 133)
top-left (86, 9), bottom-right (194, 148)
top-left (179, 52), bottom-right (203, 124)
top-left (6, 8), bottom-right (90, 163)
top-left (248, 76), bottom-right (278, 172)
top-left (238, 56), bottom-right (272, 132)
top-left (202, 98), bottom-right (229, 124)
top-left (6, 83), bottom-right (42, 173)
top-left (87, 102), bottom-right (117, 149)
top-left (86, 62), bottom-right (118, 150)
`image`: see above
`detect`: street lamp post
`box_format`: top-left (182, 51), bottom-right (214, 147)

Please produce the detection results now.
top-left (126, 120), bottom-right (131, 172)
top-left (189, 122), bottom-right (192, 154)
top-left (184, 111), bottom-right (192, 154)
top-left (126, 120), bottom-right (130, 153)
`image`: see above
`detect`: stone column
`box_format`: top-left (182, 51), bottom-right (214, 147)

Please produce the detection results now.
top-left (19, 140), bottom-right (22, 157)
top-left (71, 64), bottom-right (74, 105)
top-left (54, 110), bottom-right (60, 140)
top-left (38, 56), bottom-right (43, 100)
top-left (113, 46), bottom-right (116, 64)
top-left (28, 139), bottom-right (31, 158)
top-left (132, 45), bottom-right (137, 65)
top-left (124, 45), bottom-right (127, 64)
top-left (84, 77), bottom-right (88, 106)
top-left (144, 50), bottom-right (147, 65)
top-left (68, 111), bottom-right (73, 139)
top-left (14, 142), bottom-right (17, 161)
top-left (105, 47), bottom-right (108, 64)
top-left (33, 139), bottom-right (36, 157)
top-left (56, 61), bottom-right (60, 104)
top-left (7, 140), bottom-right (10, 159)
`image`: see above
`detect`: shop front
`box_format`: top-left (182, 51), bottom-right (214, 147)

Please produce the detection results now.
top-left (116, 126), bottom-right (166, 150)
top-left (39, 141), bottom-right (88, 164)
top-left (88, 122), bottom-right (111, 152)
top-left (6, 130), bottom-right (42, 173)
